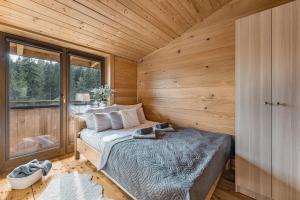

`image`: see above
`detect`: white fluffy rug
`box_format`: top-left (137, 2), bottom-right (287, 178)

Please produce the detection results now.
top-left (37, 173), bottom-right (110, 200)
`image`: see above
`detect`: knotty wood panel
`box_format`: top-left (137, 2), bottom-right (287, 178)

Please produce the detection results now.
top-left (272, 1), bottom-right (300, 199)
top-left (138, 19), bottom-right (235, 134)
top-left (0, 0), bottom-right (231, 61)
top-left (235, 9), bottom-right (272, 199)
top-left (137, 0), bottom-right (293, 135)
top-left (9, 108), bottom-right (60, 158)
top-left (114, 57), bottom-right (137, 105)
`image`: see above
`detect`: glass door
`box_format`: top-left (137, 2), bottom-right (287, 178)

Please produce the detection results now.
top-left (67, 53), bottom-right (104, 149)
top-left (7, 40), bottom-right (64, 159)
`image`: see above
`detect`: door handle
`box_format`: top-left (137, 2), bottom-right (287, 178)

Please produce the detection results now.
top-left (61, 94), bottom-right (66, 104)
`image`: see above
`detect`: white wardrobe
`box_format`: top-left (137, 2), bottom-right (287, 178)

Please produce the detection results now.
top-left (235, 1), bottom-right (300, 200)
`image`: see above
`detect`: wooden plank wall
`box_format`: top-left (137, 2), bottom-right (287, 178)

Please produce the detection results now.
top-left (137, 0), bottom-right (293, 135)
top-left (9, 108), bottom-right (60, 158)
top-left (114, 56), bottom-right (137, 105)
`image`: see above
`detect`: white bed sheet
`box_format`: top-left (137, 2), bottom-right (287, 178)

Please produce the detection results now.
top-left (80, 120), bottom-right (159, 152)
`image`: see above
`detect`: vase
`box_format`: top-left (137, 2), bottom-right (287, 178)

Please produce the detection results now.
top-left (93, 101), bottom-right (100, 107)
top-left (100, 101), bottom-right (107, 107)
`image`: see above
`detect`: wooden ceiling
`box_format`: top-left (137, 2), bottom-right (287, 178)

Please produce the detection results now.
top-left (0, 0), bottom-right (231, 61)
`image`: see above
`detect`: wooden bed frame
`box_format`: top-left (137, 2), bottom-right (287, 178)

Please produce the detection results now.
top-left (73, 115), bottom-right (226, 200)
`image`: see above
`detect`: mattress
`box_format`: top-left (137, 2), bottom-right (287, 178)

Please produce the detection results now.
top-left (80, 125), bottom-right (231, 200)
top-left (80, 120), bottom-right (159, 152)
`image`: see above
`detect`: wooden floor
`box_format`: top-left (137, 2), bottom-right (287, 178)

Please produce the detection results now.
top-left (0, 154), bottom-right (253, 200)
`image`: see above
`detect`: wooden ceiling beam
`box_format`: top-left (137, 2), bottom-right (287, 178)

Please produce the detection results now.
top-left (90, 61), bottom-right (100, 68)
top-left (71, 57), bottom-right (101, 68)
top-left (10, 45), bottom-right (60, 61)
top-left (10, 44), bottom-right (102, 68)
top-left (16, 44), bottom-right (24, 56)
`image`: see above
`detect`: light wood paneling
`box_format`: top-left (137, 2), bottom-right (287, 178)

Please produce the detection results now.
top-left (138, 20), bottom-right (235, 134)
top-left (235, 9), bottom-right (272, 200)
top-left (114, 57), bottom-right (137, 105)
top-left (137, 0), bottom-right (293, 135)
top-left (272, 1), bottom-right (300, 199)
top-left (0, 0), bottom-right (231, 61)
top-left (9, 108), bottom-right (60, 158)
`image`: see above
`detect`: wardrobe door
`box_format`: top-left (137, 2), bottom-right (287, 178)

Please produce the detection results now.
top-left (272, 1), bottom-right (300, 199)
top-left (236, 9), bottom-right (272, 199)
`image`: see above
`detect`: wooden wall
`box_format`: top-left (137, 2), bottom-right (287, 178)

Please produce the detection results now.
top-left (9, 107), bottom-right (60, 158)
top-left (137, 0), bottom-right (293, 135)
top-left (114, 56), bottom-right (137, 105)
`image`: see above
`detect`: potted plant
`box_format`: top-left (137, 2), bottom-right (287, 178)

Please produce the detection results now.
top-left (90, 85), bottom-right (114, 107)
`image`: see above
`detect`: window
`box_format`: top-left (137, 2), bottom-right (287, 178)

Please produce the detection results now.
top-left (68, 54), bottom-right (104, 144)
top-left (8, 41), bottom-right (62, 158)
top-left (0, 33), bottom-right (107, 170)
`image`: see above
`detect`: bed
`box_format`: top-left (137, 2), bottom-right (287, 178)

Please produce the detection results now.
top-left (75, 119), bottom-right (231, 200)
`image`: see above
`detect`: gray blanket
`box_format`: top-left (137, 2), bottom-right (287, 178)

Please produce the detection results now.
top-left (102, 128), bottom-right (231, 200)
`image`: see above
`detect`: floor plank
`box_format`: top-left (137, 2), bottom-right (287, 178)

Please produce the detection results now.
top-left (0, 154), bottom-right (253, 200)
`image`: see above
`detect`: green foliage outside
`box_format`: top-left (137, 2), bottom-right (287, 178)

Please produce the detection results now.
top-left (9, 55), bottom-right (101, 106)
top-left (70, 65), bottom-right (101, 101)
top-left (9, 56), bottom-right (60, 102)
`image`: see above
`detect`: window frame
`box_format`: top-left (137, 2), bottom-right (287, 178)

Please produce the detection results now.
top-left (0, 32), bottom-right (107, 172)
top-left (66, 49), bottom-right (105, 152)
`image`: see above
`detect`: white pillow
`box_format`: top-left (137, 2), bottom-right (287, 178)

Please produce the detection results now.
top-left (137, 107), bottom-right (146, 123)
top-left (93, 113), bottom-right (111, 132)
top-left (120, 109), bottom-right (140, 129)
top-left (85, 113), bottom-right (96, 130)
top-left (115, 103), bottom-right (142, 111)
top-left (84, 105), bottom-right (118, 129)
top-left (108, 111), bottom-right (123, 130)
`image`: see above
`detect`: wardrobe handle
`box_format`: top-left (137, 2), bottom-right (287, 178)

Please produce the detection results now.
top-left (276, 102), bottom-right (285, 106)
top-left (265, 101), bottom-right (272, 105)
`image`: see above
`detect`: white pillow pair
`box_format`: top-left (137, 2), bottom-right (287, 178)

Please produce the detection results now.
top-left (91, 104), bottom-right (146, 132)
top-left (84, 105), bottom-right (118, 130)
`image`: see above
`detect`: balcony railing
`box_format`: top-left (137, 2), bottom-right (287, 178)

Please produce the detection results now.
top-left (8, 100), bottom-right (89, 158)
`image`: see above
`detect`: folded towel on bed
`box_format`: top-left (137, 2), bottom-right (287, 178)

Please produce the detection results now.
top-left (156, 127), bottom-right (175, 132)
top-left (9, 159), bottom-right (52, 178)
top-left (134, 127), bottom-right (154, 135)
top-left (155, 123), bottom-right (175, 132)
top-left (155, 122), bottom-right (169, 129)
top-left (133, 133), bottom-right (157, 139)
top-left (133, 127), bottom-right (157, 139)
